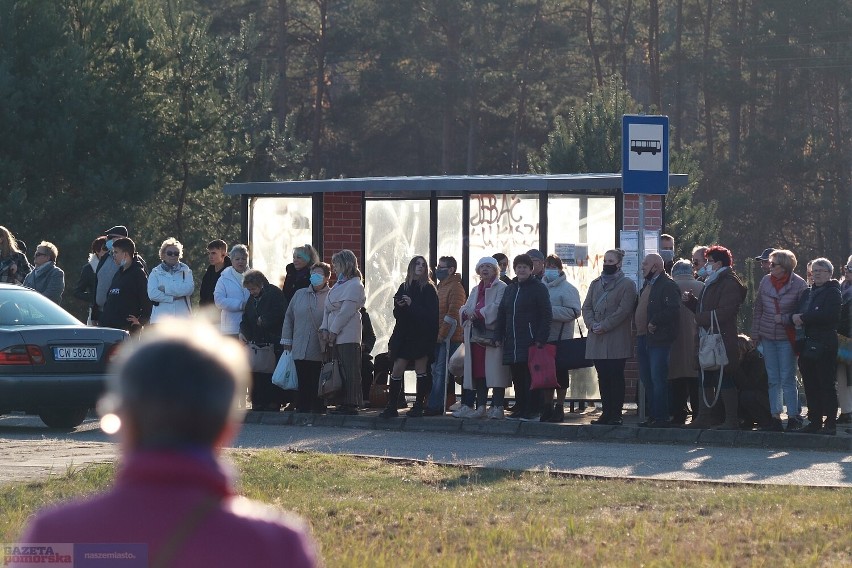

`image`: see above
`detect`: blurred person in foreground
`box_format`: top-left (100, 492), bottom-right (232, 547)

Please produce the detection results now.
top-left (15, 320), bottom-right (318, 567)
top-left (837, 255), bottom-right (852, 424)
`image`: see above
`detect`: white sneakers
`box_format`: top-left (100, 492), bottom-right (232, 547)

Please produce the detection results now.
top-left (448, 401), bottom-right (462, 412)
top-left (451, 405), bottom-right (503, 420)
top-left (486, 406), bottom-right (505, 420)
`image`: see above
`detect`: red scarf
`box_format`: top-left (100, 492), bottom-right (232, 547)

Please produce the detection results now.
top-left (770, 272), bottom-right (789, 291)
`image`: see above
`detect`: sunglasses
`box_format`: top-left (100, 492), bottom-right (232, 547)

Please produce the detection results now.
top-left (164, 251), bottom-right (180, 257)
top-left (34, 251), bottom-right (49, 257)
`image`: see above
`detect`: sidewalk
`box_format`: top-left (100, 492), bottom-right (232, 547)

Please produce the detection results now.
top-left (244, 405), bottom-right (852, 453)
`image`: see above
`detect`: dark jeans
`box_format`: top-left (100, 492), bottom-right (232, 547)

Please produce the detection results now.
top-left (251, 371), bottom-right (284, 410)
top-left (473, 379), bottom-right (505, 408)
top-left (594, 358), bottom-right (626, 421)
top-left (799, 354), bottom-right (839, 425)
top-left (637, 336), bottom-right (671, 421)
top-left (295, 359), bottom-right (323, 413)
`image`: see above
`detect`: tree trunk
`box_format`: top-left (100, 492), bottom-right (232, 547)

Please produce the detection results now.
top-left (586, 0), bottom-right (603, 86)
top-left (275, 0), bottom-right (289, 126)
top-left (648, 0), bottom-right (661, 111)
top-left (310, 0), bottom-right (328, 177)
top-left (673, 0), bottom-right (683, 152)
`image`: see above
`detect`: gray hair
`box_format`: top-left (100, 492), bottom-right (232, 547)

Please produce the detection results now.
top-left (810, 257), bottom-right (834, 275)
top-left (101, 320), bottom-right (249, 449)
top-left (671, 259), bottom-right (693, 277)
top-left (242, 269), bottom-right (269, 288)
top-left (230, 244), bottom-right (249, 259)
top-left (159, 237), bottom-right (183, 260)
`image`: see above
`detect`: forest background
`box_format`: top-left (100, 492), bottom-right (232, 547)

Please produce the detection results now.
top-left (0, 0), bottom-right (849, 322)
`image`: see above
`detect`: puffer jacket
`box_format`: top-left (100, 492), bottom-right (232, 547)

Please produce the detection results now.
top-left (147, 262), bottom-right (195, 323)
top-left (214, 267), bottom-right (250, 335)
top-left (495, 276), bottom-right (552, 364)
top-left (436, 274), bottom-right (466, 344)
top-left (751, 272), bottom-right (807, 342)
top-left (544, 273), bottom-right (581, 342)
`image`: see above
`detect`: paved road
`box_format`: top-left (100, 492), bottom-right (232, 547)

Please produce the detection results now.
top-left (2, 415), bottom-right (851, 488)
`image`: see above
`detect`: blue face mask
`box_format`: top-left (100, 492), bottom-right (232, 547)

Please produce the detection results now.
top-left (696, 264), bottom-right (709, 278)
top-left (544, 269), bottom-right (559, 281)
top-left (435, 268), bottom-right (449, 281)
top-left (105, 239), bottom-right (114, 252)
top-left (310, 273), bottom-right (324, 287)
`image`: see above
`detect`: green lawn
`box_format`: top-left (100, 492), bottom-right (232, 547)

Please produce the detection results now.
top-left (2, 450), bottom-right (850, 567)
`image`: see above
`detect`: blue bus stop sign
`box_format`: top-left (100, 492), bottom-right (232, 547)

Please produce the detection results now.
top-left (622, 115), bottom-right (669, 195)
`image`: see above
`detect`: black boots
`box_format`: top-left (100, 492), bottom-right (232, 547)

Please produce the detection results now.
top-left (380, 378), bottom-right (403, 419)
top-left (407, 373), bottom-right (432, 418)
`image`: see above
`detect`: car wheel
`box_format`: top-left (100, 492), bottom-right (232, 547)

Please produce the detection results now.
top-left (38, 407), bottom-right (90, 429)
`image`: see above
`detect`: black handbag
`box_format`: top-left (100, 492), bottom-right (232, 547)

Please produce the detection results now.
top-left (554, 323), bottom-right (593, 370)
top-left (801, 337), bottom-right (826, 360)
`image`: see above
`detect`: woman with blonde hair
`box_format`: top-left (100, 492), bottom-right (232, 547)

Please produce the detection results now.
top-left (381, 255), bottom-right (439, 418)
top-left (750, 249), bottom-right (807, 431)
top-left (147, 237), bottom-right (195, 323)
top-left (320, 250), bottom-right (366, 414)
top-left (0, 226), bottom-right (31, 284)
top-left (282, 244), bottom-right (320, 308)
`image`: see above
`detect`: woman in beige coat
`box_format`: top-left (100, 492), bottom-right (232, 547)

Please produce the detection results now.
top-left (668, 259), bottom-right (704, 424)
top-left (456, 257), bottom-right (512, 419)
top-left (582, 248), bottom-right (638, 425)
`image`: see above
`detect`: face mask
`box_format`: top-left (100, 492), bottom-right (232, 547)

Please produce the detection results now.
top-left (435, 268), bottom-right (449, 281)
top-left (660, 250), bottom-right (674, 263)
top-left (602, 264), bottom-right (618, 275)
top-left (310, 273), bottom-right (324, 287)
top-left (644, 269), bottom-right (656, 280)
top-left (105, 239), bottom-right (114, 252)
top-left (544, 269), bottom-right (559, 281)
top-left (704, 263), bottom-right (715, 276)
top-left (500, 270), bottom-right (507, 277)
top-left (119, 257), bottom-right (128, 268)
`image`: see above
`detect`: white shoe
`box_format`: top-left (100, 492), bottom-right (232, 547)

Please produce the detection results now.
top-left (470, 406), bottom-right (487, 419)
top-left (487, 406), bottom-right (505, 420)
top-left (448, 401), bottom-right (462, 411)
top-left (452, 405), bottom-right (475, 418)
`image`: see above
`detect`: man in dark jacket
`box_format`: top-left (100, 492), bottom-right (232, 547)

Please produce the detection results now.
top-left (635, 253), bottom-right (681, 427)
top-left (199, 239), bottom-right (231, 306)
top-left (100, 237), bottom-right (152, 334)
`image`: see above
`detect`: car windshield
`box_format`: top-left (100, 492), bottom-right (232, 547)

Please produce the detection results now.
top-left (0, 288), bottom-right (82, 326)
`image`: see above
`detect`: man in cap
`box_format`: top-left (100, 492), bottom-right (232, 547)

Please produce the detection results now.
top-left (526, 249), bottom-right (546, 280)
top-left (93, 225), bottom-right (128, 326)
top-left (754, 248), bottom-right (775, 275)
top-left (16, 320), bottom-right (319, 567)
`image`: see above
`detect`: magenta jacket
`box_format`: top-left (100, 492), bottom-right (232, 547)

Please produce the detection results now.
top-left (18, 451), bottom-right (318, 568)
top-left (751, 272), bottom-right (808, 342)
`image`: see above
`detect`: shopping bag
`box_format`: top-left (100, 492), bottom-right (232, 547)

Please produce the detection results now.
top-left (528, 343), bottom-right (558, 390)
top-left (271, 350), bottom-right (298, 390)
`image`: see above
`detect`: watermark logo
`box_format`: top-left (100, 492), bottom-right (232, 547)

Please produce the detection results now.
top-left (2, 544), bottom-right (147, 567)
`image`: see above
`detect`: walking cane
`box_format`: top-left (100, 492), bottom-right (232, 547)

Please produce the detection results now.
top-left (443, 316), bottom-right (457, 414)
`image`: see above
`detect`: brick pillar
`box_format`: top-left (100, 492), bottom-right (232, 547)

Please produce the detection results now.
top-left (621, 193), bottom-right (664, 404)
top-left (321, 192), bottom-right (364, 267)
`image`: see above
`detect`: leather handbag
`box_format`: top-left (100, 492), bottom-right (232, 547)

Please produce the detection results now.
top-left (554, 323), bottom-right (593, 370)
top-left (318, 356), bottom-right (343, 397)
top-left (698, 310), bottom-right (728, 371)
top-left (528, 343), bottom-right (559, 390)
top-left (470, 326), bottom-right (498, 347)
top-left (369, 381), bottom-right (388, 408)
top-left (247, 343), bottom-right (277, 374)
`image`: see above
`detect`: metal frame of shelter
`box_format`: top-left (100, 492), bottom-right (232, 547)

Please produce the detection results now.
top-left (224, 173), bottom-right (689, 290)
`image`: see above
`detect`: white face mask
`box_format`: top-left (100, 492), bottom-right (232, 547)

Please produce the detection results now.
top-left (704, 262), bottom-right (715, 276)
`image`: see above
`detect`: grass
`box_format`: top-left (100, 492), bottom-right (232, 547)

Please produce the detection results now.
top-left (1, 450), bottom-right (850, 567)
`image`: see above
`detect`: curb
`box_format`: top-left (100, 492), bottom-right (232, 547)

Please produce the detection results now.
top-left (246, 411), bottom-right (852, 452)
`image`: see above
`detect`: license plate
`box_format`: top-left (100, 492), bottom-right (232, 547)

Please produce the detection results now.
top-left (54, 347), bottom-right (99, 361)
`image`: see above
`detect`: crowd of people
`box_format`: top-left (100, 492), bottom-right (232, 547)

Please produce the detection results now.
top-left (1, 222), bottom-right (851, 433)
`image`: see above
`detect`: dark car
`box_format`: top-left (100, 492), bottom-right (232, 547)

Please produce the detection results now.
top-left (0, 284), bottom-right (127, 428)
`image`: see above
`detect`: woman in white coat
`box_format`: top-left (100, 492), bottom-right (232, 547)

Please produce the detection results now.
top-left (147, 238), bottom-right (194, 323)
top-left (455, 257), bottom-right (511, 419)
top-left (214, 244), bottom-right (250, 336)
top-left (541, 253), bottom-right (582, 422)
